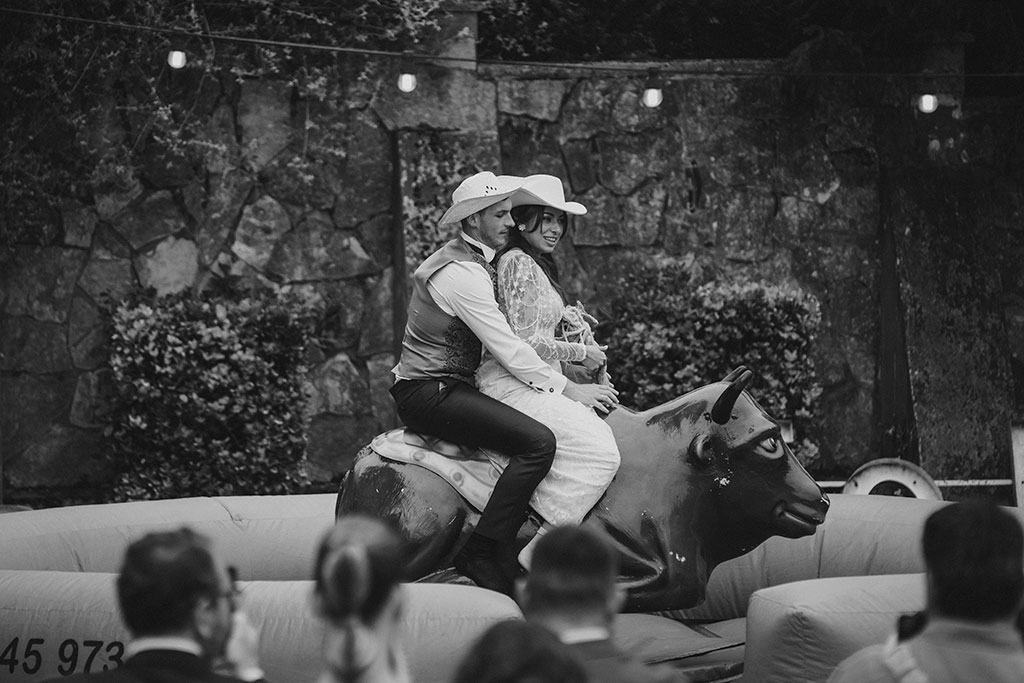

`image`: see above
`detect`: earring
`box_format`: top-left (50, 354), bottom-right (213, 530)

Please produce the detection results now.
top-left (517, 225), bottom-right (526, 231)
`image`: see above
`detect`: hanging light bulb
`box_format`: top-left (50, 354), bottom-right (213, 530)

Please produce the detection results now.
top-left (397, 71), bottom-right (417, 93)
top-left (167, 49), bottom-right (187, 69)
top-left (917, 93), bottom-right (938, 114)
top-left (641, 71), bottom-right (664, 108)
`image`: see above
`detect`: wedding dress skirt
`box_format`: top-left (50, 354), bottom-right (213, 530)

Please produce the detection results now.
top-left (475, 248), bottom-right (620, 526)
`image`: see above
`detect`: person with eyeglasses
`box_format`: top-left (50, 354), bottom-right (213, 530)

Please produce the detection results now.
top-left (42, 526), bottom-right (267, 683)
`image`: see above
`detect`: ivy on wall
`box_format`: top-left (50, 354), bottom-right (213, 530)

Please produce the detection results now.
top-left (0, 0), bottom-right (447, 257)
top-left (400, 134), bottom-right (492, 271)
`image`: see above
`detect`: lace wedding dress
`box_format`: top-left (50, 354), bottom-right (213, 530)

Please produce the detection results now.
top-left (476, 249), bottom-right (620, 525)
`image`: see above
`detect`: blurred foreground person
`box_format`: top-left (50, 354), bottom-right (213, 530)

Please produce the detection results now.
top-left (43, 527), bottom-right (266, 683)
top-left (452, 620), bottom-right (587, 683)
top-left (828, 500), bottom-right (1024, 683)
top-left (312, 515), bottom-right (411, 683)
top-left (518, 525), bottom-right (688, 683)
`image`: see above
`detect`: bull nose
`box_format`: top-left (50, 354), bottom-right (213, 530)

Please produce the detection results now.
top-left (788, 499), bottom-right (827, 525)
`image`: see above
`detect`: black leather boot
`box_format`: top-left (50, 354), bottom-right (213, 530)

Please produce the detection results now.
top-left (453, 532), bottom-right (515, 596)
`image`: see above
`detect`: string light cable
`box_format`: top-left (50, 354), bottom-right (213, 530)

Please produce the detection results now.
top-left (3, 5), bottom-right (1023, 81)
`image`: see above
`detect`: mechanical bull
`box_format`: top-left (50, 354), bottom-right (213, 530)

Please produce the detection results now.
top-left (336, 366), bottom-right (830, 612)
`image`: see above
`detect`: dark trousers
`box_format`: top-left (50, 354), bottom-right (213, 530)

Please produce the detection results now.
top-left (390, 378), bottom-right (555, 542)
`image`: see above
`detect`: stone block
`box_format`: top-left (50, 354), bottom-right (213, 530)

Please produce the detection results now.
top-left (0, 318), bottom-right (72, 373)
top-left (0, 373), bottom-right (78, 460)
top-left (374, 68), bottom-right (496, 132)
top-left (354, 214), bottom-right (395, 269)
top-left (697, 126), bottom-right (776, 190)
top-left (498, 116), bottom-right (564, 177)
top-left (69, 295), bottom-right (109, 370)
top-left (560, 79), bottom-right (663, 141)
top-left (367, 354), bottom-right (399, 431)
top-left (334, 112), bottom-right (393, 227)
top-left (596, 130), bottom-right (678, 194)
top-left (562, 139), bottom-right (597, 193)
top-left (711, 191), bottom-right (780, 264)
top-left (92, 224), bottom-right (132, 260)
top-left (135, 236), bottom-right (199, 295)
top-left (498, 79), bottom-right (570, 121)
top-left (232, 195), bottom-right (292, 270)
top-left (77, 255), bottom-right (134, 305)
top-left (203, 103), bottom-right (242, 175)
top-left (573, 183), bottom-right (665, 247)
top-left (358, 270), bottom-right (394, 358)
top-left (0, 247), bottom-right (85, 322)
top-left (197, 170), bottom-right (255, 265)
top-left (305, 353), bottom-right (370, 417)
top-left (61, 201), bottom-right (97, 248)
top-left (70, 369), bottom-right (114, 428)
top-left (301, 279), bottom-right (369, 355)
top-left (93, 171), bottom-right (143, 221)
top-left (6, 424), bottom-right (109, 488)
top-left (305, 413), bottom-right (380, 482)
top-left (268, 221), bottom-right (378, 283)
top-left (111, 191), bottom-right (187, 251)
top-left (239, 80), bottom-right (293, 170)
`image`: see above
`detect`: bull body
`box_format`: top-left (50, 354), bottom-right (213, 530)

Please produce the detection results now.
top-left (335, 367), bottom-right (830, 612)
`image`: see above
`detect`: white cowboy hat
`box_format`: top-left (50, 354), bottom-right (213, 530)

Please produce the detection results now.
top-left (511, 174), bottom-right (587, 215)
top-left (437, 172), bottom-right (525, 226)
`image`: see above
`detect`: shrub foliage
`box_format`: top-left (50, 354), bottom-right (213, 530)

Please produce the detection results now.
top-left (106, 289), bottom-right (315, 500)
top-left (605, 262), bottom-right (822, 422)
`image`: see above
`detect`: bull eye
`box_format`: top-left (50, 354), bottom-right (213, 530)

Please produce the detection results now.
top-left (757, 435), bottom-right (784, 459)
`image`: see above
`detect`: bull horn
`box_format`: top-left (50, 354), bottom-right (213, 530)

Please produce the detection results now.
top-left (710, 369), bottom-right (753, 424)
top-left (721, 365), bottom-right (749, 383)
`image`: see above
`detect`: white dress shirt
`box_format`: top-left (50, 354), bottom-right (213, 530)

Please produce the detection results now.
top-left (423, 232), bottom-right (567, 395)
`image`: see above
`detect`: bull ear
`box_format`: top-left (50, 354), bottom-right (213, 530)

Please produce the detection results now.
top-left (720, 365), bottom-right (749, 383)
top-left (688, 435), bottom-right (713, 467)
top-left (710, 369), bottom-right (753, 424)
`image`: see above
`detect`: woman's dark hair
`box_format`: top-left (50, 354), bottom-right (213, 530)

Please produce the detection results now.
top-left (452, 620), bottom-right (587, 683)
top-left (500, 204), bottom-right (569, 305)
top-left (314, 514), bottom-right (407, 624)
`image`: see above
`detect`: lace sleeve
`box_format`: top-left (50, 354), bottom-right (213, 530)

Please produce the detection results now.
top-left (497, 251), bottom-right (587, 363)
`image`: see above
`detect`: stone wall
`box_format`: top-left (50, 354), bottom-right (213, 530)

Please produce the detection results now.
top-left (2, 46), bottom-right (1021, 505)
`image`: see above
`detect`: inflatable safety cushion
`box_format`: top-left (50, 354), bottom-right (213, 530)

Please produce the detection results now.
top-left (0, 571), bottom-right (520, 683)
top-left (741, 573), bottom-right (926, 683)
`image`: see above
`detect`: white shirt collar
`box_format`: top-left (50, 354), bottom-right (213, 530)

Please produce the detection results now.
top-left (460, 231), bottom-right (496, 264)
top-left (558, 626), bottom-right (612, 645)
top-left (125, 636), bottom-right (203, 659)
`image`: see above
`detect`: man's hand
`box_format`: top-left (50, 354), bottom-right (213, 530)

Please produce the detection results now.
top-left (563, 380), bottom-right (619, 413)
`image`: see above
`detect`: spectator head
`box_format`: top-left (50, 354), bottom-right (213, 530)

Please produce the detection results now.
top-left (518, 525), bottom-right (622, 625)
top-left (312, 515), bottom-right (410, 682)
top-left (312, 514), bottom-right (407, 626)
top-left (116, 527), bottom-right (236, 655)
top-left (452, 620), bottom-right (587, 683)
top-left (924, 500), bottom-right (1024, 622)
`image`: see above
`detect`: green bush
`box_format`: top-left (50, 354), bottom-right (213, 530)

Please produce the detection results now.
top-left (605, 262), bottom-right (822, 431)
top-left (105, 289), bottom-right (315, 500)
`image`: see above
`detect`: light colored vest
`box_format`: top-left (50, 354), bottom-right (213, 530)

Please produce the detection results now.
top-left (394, 238), bottom-right (494, 385)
